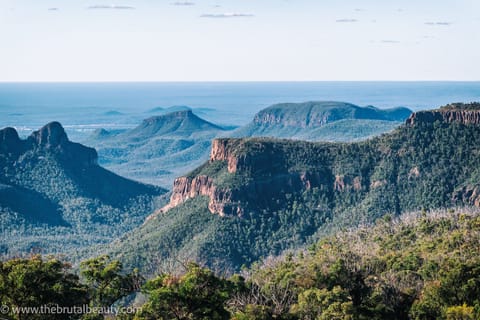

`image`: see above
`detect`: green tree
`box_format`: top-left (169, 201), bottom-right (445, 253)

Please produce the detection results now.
top-left (0, 255), bottom-right (88, 320)
top-left (445, 304), bottom-right (475, 320)
top-left (290, 286), bottom-right (353, 320)
top-left (135, 263), bottom-right (232, 320)
top-left (80, 255), bottom-right (143, 319)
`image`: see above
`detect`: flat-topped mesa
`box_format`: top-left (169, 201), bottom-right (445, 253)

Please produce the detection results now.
top-left (252, 101), bottom-right (412, 128)
top-left (406, 102), bottom-right (480, 126)
top-left (162, 138), bottom-right (332, 217)
top-left (253, 103), bottom-right (346, 128)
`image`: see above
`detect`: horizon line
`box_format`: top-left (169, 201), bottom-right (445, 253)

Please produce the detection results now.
top-left (1, 80), bottom-right (480, 84)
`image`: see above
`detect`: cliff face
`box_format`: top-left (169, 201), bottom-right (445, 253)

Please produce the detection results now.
top-left (252, 101), bottom-right (412, 128)
top-left (164, 138), bottom-right (336, 217)
top-left (453, 185), bottom-right (480, 207)
top-left (253, 107), bottom-right (332, 127)
top-left (406, 103), bottom-right (480, 126)
top-left (162, 103), bottom-right (480, 219)
top-left (210, 139), bottom-right (239, 173)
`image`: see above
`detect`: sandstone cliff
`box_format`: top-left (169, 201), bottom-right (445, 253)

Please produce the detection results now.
top-left (406, 103), bottom-right (480, 126)
top-left (160, 103), bottom-right (480, 219)
top-left (162, 138), bottom-right (354, 217)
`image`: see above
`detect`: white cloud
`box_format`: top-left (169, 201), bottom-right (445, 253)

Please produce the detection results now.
top-left (171, 2), bottom-right (195, 6)
top-left (336, 19), bottom-right (357, 23)
top-left (380, 40), bottom-right (400, 44)
top-left (87, 5), bottom-right (135, 10)
top-left (200, 12), bottom-right (254, 18)
top-left (425, 21), bottom-right (452, 26)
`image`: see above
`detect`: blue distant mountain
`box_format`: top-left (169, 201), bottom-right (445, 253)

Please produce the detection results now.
top-left (102, 110), bottom-right (124, 116)
top-left (86, 110), bottom-right (233, 188)
top-left (87, 102), bottom-right (412, 188)
top-left (147, 105), bottom-right (192, 113)
top-left (232, 101), bottom-right (412, 141)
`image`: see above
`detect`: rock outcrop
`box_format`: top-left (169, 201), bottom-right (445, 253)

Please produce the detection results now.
top-left (29, 121), bottom-right (68, 148)
top-left (406, 103), bottom-right (480, 126)
top-left (155, 174), bottom-right (241, 217)
top-left (453, 185), bottom-right (480, 207)
top-left (161, 102), bottom-right (480, 218)
top-left (162, 138), bottom-right (334, 216)
top-left (0, 127), bottom-right (23, 155)
top-left (0, 122), bottom-right (98, 167)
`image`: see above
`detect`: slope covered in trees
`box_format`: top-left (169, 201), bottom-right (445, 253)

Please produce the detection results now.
top-left (3, 207), bottom-right (479, 319)
top-left (232, 101), bottom-right (412, 141)
top-left (114, 207), bottom-right (480, 319)
top-left (0, 122), bottom-right (166, 258)
top-left (110, 103), bottom-right (480, 275)
top-left (85, 110), bottom-right (233, 187)
top-left (86, 103), bottom-right (410, 187)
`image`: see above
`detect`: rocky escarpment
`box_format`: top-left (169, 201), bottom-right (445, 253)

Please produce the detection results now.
top-left (160, 175), bottom-right (241, 217)
top-left (161, 103), bottom-right (480, 219)
top-left (162, 138), bottom-right (347, 217)
top-left (253, 101), bottom-right (411, 128)
top-left (406, 102), bottom-right (480, 126)
top-left (231, 101), bottom-right (412, 143)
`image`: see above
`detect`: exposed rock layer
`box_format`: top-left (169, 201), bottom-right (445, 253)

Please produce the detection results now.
top-left (406, 105), bottom-right (480, 126)
top-left (163, 104), bottom-right (480, 217)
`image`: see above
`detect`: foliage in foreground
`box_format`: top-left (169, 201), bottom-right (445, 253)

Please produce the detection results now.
top-left (2, 208), bottom-right (480, 319)
top-left (0, 255), bottom-right (139, 320)
top-left (132, 207), bottom-right (480, 320)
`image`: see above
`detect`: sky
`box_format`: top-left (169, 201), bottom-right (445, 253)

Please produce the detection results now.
top-left (0, 0), bottom-right (479, 81)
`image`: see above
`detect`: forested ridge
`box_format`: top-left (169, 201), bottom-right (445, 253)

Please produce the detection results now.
top-left (111, 103), bottom-right (480, 274)
top-left (0, 122), bottom-right (166, 259)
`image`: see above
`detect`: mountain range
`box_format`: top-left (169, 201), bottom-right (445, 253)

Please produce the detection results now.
top-left (109, 103), bottom-right (480, 275)
top-left (86, 102), bottom-right (412, 187)
top-left (232, 101), bottom-right (412, 141)
top-left (0, 122), bottom-right (166, 258)
top-left (85, 110), bottom-right (232, 188)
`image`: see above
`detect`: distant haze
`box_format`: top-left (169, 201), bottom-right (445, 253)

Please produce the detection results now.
top-left (0, 0), bottom-right (479, 81)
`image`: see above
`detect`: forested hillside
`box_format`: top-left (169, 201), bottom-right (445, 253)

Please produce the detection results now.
top-left (4, 207), bottom-right (478, 319)
top-left (85, 110), bottom-right (233, 187)
top-left (110, 103), bottom-right (480, 275)
top-left (232, 101), bottom-right (411, 141)
top-left (0, 122), bottom-right (166, 258)
top-left (128, 207), bottom-right (480, 320)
